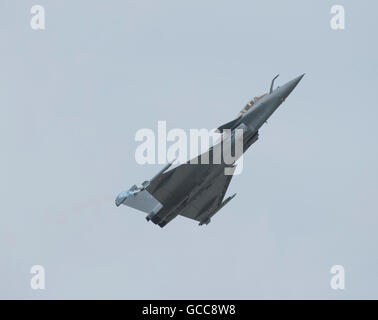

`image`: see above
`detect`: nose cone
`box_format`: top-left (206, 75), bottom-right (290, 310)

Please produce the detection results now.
top-left (279, 73), bottom-right (304, 101)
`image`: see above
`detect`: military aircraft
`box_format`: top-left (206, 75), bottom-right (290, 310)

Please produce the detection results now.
top-left (115, 74), bottom-right (304, 227)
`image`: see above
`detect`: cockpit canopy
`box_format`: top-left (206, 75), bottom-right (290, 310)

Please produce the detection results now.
top-left (236, 93), bottom-right (267, 118)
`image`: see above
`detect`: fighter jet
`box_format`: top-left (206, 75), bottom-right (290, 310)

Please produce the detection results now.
top-left (115, 74), bottom-right (304, 227)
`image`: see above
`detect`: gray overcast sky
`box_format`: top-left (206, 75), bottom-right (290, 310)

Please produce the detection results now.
top-left (1, 0), bottom-right (378, 299)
